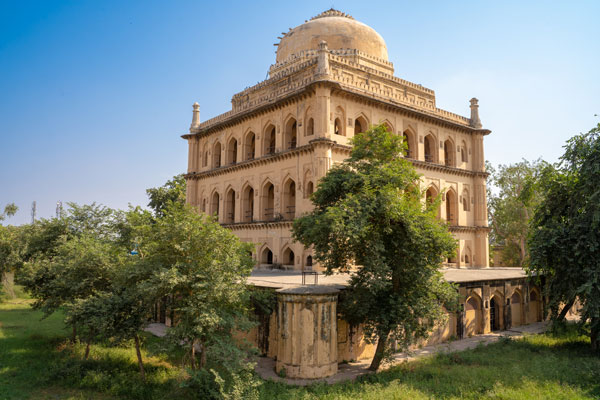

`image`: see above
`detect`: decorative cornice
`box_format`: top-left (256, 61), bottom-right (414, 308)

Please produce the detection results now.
top-left (222, 220), bottom-right (294, 230)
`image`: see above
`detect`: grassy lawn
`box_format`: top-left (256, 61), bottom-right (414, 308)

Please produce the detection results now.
top-left (1, 294), bottom-right (599, 400)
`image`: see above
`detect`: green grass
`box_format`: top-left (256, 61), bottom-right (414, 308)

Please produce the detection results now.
top-left (1, 294), bottom-right (599, 400)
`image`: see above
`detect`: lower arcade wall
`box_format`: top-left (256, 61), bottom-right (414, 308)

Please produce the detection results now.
top-left (240, 278), bottom-right (544, 366)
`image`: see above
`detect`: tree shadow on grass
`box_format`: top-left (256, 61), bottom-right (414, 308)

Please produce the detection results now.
top-left (259, 329), bottom-right (600, 400)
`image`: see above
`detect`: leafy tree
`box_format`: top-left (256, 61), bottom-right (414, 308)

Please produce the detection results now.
top-left (146, 174), bottom-right (186, 217)
top-left (138, 202), bottom-right (258, 397)
top-left (528, 123), bottom-right (600, 352)
top-left (0, 203), bottom-right (17, 221)
top-left (487, 159), bottom-right (546, 268)
top-left (293, 124), bottom-right (458, 371)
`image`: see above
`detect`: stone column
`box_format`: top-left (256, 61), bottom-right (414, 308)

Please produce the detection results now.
top-left (276, 285), bottom-right (339, 379)
top-left (315, 84), bottom-right (331, 139)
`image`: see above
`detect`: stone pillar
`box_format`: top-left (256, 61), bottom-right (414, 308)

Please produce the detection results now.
top-left (315, 84), bottom-right (331, 139)
top-left (276, 286), bottom-right (339, 379)
top-left (310, 140), bottom-right (334, 182)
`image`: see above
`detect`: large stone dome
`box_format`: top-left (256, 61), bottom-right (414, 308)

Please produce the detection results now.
top-left (275, 9), bottom-right (388, 63)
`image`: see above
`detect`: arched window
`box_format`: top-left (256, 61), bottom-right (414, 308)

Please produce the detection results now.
top-left (261, 247), bottom-right (273, 265)
top-left (463, 246), bottom-right (472, 265)
top-left (242, 185), bottom-right (254, 222)
top-left (306, 181), bottom-right (314, 197)
top-left (283, 178), bottom-right (296, 220)
top-left (444, 139), bottom-right (455, 167)
top-left (227, 138), bottom-right (237, 165)
top-left (461, 140), bottom-right (468, 163)
top-left (306, 255), bottom-right (313, 267)
top-left (334, 118), bottom-right (343, 136)
top-left (462, 189), bottom-right (470, 212)
top-left (424, 134), bottom-right (436, 163)
top-left (283, 247), bottom-right (295, 266)
top-left (202, 198), bottom-right (206, 213)
top-left (225, 188), bottom-right (235, 223)
top-left (210, 192), bottom-right (220, 219)
top-left (264, 124), bottom-right (276, 155)
top-left (446, 189), bottom-right (458, 225)
top-left (402, 130), bottom-right (415, 159)
top-left (245, 131), bottom-right (256, 160)
top-left (262, 182), bottom-right (275, 221)
top-left (284, 118), bottom-right (297, 150)
top-left (213, 142), bottom-right (222, 168)
top-left (306, 118), bottom-right (314, 136)
top-left (354, 116), bottom-right (368, 135)
top-left (426, 186), bottom-right (440, 218)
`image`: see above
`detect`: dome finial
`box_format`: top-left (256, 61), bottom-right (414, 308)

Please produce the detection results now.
top-left (310, 8), bottom-right (354, 20)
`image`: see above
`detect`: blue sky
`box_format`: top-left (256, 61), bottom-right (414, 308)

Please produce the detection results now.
top-left (1, 0), bottom-right (598, 225)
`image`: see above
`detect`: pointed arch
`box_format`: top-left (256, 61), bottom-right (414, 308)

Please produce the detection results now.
top-left (283, 115), bottom-right (297, 150)
top-left (529, 287), bottom-right (541, 322)
top-left (212, 141), bottom-right (222, 168)
top-left (241, 183), bottom-right (255, 223)
top-left (510, 290), bottom-right (523, 326)
top-left (226, 136), bottom-right (238, 165)
top-left (334, 106), bottom-right (346, 136)
top-left (490, 292), bottom-right (504, 331)
top-left (381, 119), bottom-right (394, 133)
top-left (425, 184), bottom-right (440, 218)
top-left (465, 293), bottom-right (483, 336)
top-left (261, 179), bottom-right (275, 221)
top-left (210, 190), bottom-right (220, 220)
top-left (354, 114), bottom-right (369, 135)
top-left (282, 176), bottom-right (296, 220)
top-left (444, 137), bottom-right (456, 167)
top-left (305, 255), bottom-right (313, 269)
top-left (243, 129), bottom-right (256, 160)
top-left (402, 128), bottom-right (416, 159)
top-left (462, 188), bottom-right (471, 212)
top-left (462, 245), bottom-right (472, 266)
top-left (263, 123), bottom-right (276, 155)
top-left (202, 142), bottom-right (208, 167)
top-left (304, 107), bottom-right (314, 137)
top-left (260, 246), bottom-right (273, 265)
top-left (445, 187), bottom-right (458, 225)
top-left (424, 133), bottom-right (437, 163)
top-left (461, 140), bottom-right (468, 163)
top-left (224, 187), bottom-right (236, 223)
top-left (282, 246), bottom-right (295, 267)
top-left (303, 169), bottom-right (314, 198)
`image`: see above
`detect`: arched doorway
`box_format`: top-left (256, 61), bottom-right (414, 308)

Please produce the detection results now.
top-left (227, 137), bottom-right (237, 165)
top-left (225, 189), bottom-right (235, 223)
top-left (511, 291), bottom-right (523, 326)
top-left (245, 131), bottom-right (256, 160)
top-left (465, 295), bottom-right (482, 336)
top-left (264, 124), bottom-right (276, 155)
top-left (261, 247), bottom-right (273, 265)
top-left (402, 130), bottom-right (415, 159)
top-left (529, 289), bottom-right (541, 322)
top-left (445, 189), bottom-right (458, 225)
top-left (490, 296), bottom-right (501, 331)
top-left (210, 192), bottom-right (220, 219)
top-left (282, 247), bottom-right (295, 267)
top-left (444, 139), bottom-right (455, 167)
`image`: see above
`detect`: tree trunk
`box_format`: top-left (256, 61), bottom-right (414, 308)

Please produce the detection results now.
top-left (71, 325), bottom-right (77, 343)
top-left (556, 298), bottom-right (575, 322)
top-left (368, 329), bottom-right (390, 371)
top-left (190, 340), bottom-right (196, 370)
top-left (134, 335), bottom-right (146, 381)
top-left (84, 337), bottom-right (91, 360)
top-left (199, 340), bottom-right (207, 369)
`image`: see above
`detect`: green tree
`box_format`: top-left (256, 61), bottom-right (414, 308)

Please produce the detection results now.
top-left (138, 202), bottom-right (258, 397)
top-left (146, 174), bottom-right (186, 217)
top-left (487, 159), bottom-right (545, 268)
top-left (528, 123), bottom-right (600, 352)
top-left (292, 124), bottom-right (458, 371)
top-left (0, 203), bottom-right (17, 221)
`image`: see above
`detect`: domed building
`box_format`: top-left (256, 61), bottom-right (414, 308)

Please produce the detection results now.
top-left (181, 10), bottom-right (541, 377)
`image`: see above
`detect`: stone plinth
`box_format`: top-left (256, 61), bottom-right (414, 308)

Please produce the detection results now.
top-left (275, 285), bottom-right (339, 379)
